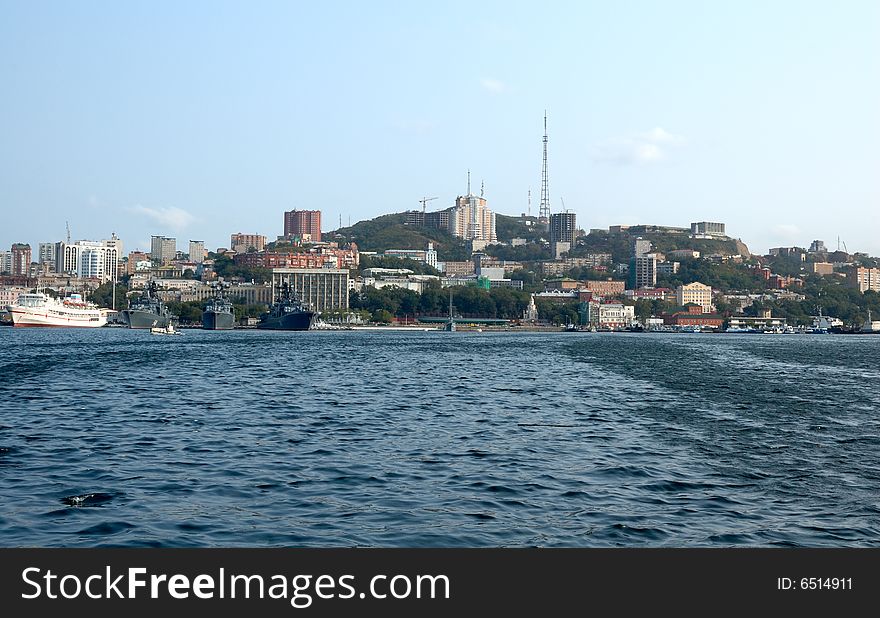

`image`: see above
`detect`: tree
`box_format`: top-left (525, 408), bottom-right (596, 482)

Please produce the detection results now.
top-left (372, 309), bottom-right (393, 324)
top-left (89, 281), bottom-right (128, 311)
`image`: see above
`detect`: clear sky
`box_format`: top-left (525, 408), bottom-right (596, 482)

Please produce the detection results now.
top-left (1, 1), bottom-right (878, 256)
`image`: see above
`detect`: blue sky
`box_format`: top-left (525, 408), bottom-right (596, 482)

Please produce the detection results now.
top-left (1, 1), bottom-right (878, 256)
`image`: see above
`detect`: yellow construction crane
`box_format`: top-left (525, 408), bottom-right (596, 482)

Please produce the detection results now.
top-left (419, 196), bottom-right (438, 212)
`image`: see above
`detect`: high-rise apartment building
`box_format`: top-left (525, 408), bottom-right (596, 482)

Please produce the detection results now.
top-left (449, 194), bottom-right (496, 242)
top-left (549, 212), bottom-right (577, 246)
top-left (38, 242), bottom-right (57, 266)
top-left (151, 236), bottom-right (177, 265)
top-left (230, 234), bottom-right (266, 253)
top-left (189, 240), bottom-right (206, 263)
top-left (11, 243), bottom-right (31, 276)
top-left (630, 255), bottom-right (658, 289)
top-left (283, 210), bottom-right (322, 242)
top-left (847, 267), bottom-right (880, 293)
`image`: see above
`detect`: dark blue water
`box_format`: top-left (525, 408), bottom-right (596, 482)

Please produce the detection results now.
top-left (1, 328), bottom-right (879, 547)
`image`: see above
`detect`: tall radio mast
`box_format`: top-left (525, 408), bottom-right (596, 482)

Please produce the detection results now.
top-left (539, 111), bottom-right (551, 224)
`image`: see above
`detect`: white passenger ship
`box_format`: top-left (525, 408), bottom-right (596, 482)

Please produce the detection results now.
top-left (6, 292), bottom-right (109, 327)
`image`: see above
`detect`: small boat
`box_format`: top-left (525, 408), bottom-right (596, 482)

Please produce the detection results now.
top-left (151, 321), bottom-right (181, 335)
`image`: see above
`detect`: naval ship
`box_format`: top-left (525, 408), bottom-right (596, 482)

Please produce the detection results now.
top-left (202, 282), bottom-right (235, 330)
top-left (121, 281), bottom-right (176, 329)
top-left (257, 282), bottom-right (314, 331)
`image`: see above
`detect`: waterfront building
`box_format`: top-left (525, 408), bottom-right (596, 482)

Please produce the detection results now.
top-left (188, 240), bottom-right (206, 263)
top-left (11, 243), bottom-right (31, 276)
top-left (690, 222), bottom-right (726, 237)
top-left (271, 268), bottom-right (349, 312)
top-left (676, 282), bottom-right (714, 312)
top-left (847, 266), bottom-right (880, 293)
top-left (664, 306), bottom-right (724, 329)
top-left (230, 233), bottom-right (266, 253)
top-left (595, 303), bottom-right (635, 329)
top-left (150, 236), bottom-right (177, 265)
top-left (283, 210), bottom-right (322, 242)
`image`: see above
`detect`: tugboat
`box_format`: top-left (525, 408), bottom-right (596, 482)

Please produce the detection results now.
top-left (257, 282), bottom-right (314, 331)
top-left (121, 281), bottom-right (176, 329)
top-left (202, 281), bottom-right (235, 330)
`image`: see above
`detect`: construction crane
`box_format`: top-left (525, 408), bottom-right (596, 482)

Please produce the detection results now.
top-left (560, 197), bottom-right (566, 212)
top-left (419, 196), bottom-right (438, 213)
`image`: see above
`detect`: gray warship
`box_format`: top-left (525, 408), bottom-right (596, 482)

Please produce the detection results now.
top-left (203, 282), bottom-right (235, 330)
top-left (121, 281), bottom-right (176, 329)
top-left (257, 282), bottom-right (314, 331)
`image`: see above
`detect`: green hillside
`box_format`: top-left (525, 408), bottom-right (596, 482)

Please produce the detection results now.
top-left (327, 213), bottom-right (470, 261)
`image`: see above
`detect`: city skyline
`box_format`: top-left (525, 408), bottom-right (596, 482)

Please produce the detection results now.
top-left (1, 1), bottom-right (878, 255)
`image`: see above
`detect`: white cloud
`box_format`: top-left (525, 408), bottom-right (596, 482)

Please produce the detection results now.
top-left (128, 205), bottom-right (195, 233)
top-left (480, 78), bottom-right (506, 94)
top-left (592, 127), bottom-right (685, 165)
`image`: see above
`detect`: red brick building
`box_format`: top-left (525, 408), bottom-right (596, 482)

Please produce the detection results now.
top-left (283, 209), bottom-right (322, 242)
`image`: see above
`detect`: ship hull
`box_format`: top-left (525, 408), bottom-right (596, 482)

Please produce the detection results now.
top-left (257, 311), bottom-right (314, 331)
top-left (203, 310), bottom-right (235, 330)
top-left (122, 310), bottom-right (171, 329)
top-left (8, 307), bottom-right (107, 328)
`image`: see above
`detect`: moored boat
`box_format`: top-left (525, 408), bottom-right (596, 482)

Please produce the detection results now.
top-left (122, 281), bottom-right (176, 329)
top-left (257, 283), bottom-right (314, 331)
top-left (202, 283), bottom-right (235, 330)
top-left (6, 292), bottom-right (108, 327)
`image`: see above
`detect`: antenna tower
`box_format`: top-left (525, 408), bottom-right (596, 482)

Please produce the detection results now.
top-left (539, 111), bottom-right (551, 223)
top-left (66, 221), bottom-right (71, 244)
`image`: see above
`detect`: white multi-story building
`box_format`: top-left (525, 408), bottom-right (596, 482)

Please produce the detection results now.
top-left (595, 303), bottom-right (635, 328)
top-left (449, 193), bottom-right (496, 242)
top-left (0, 252), bottom-right (11, 274)
top-left (189, 240), bottom-right (205, 264)
top-left (38, 243), bottom-right (57, 265)
top-left (54, 239), bottom-right (120, 282)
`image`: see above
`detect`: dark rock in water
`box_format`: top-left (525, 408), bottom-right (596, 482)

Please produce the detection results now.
top-left (62, 492), bottom-right (116, 507)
